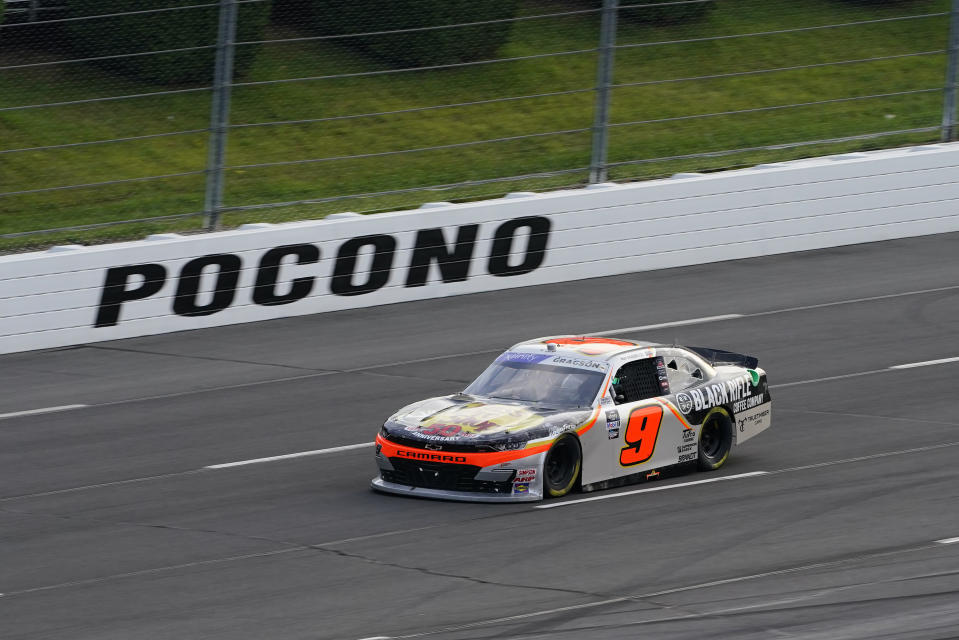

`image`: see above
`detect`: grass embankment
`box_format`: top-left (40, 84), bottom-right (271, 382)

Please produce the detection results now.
top-left (0, 0), bottom-right (950, 252)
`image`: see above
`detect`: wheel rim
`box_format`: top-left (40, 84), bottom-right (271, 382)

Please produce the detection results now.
top-left (701, 420), bottom-right (722, 458)
top-left (546, 438), bottom-right (576, 488)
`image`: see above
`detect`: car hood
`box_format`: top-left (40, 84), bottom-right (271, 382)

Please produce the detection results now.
top-left (385, 396), bottom-right (592, 445)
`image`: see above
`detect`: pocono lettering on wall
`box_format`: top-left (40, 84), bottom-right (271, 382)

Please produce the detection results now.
top-left (94, 216), bottom-right (550, 327)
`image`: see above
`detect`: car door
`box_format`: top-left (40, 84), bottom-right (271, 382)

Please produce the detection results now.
top-left (657, 348), bottom-right (712, 463)
top-left (581, 355), bottom-right (687, 486)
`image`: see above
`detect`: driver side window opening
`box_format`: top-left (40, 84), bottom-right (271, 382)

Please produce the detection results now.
top-left (611, 358), bottom-right (662, 404)
top-left (665, 356), bottom-right (702, 392)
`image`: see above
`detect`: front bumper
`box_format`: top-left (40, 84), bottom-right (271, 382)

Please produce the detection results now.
top-left (371, 477), bottom-right (541, 502)
top-left (373, 433), bottom-right (546, 502)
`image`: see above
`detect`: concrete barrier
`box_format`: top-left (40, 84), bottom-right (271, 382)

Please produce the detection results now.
top-left (2, 142), bottom-right (958, 354)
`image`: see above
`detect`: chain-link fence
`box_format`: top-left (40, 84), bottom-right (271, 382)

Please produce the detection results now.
top-left (1, 0), bottom-right (956, 252)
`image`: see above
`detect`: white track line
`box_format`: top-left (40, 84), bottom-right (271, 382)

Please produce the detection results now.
top-left (205, 349), bottom-right (959, 471)
top-left (773, 441), bottom-right (959, 475)
top-left (0, 547), bottom-right (304, 598)
top-left (0, 404), bottom-right (87, 420)
top-left (589, 284), bottom-right (959, 338)
top-left (534, 471), bottom-right (767, 509)
top-left (776, 356), bottom-right (959, 389)
top-left (772, 368), bottom-right (890, 388)
top-left (11, 287), bottom-right (957, 416)
top-left (163, 355), bottom-right (959, 472)
top-left (890, 356), bottom-right (959, 369)
top-left (748, 284), bottom-right (959, 318)
top-left (935, 537), bottom-right (959, 545)
top-left (590, 314), bottom-right (743, 336)
top-left (0, 470), bottom-right (206, 503)
top-left (205, 442), bottom-right (373, 469)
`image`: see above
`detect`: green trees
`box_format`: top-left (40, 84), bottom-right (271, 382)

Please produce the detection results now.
top-left (273, 0), bottom-right (520, 67)
top-left (48, 0), bottom-right (721, 85)
top-left (631, 0), bottom-right (716, 25)
top-left (64, 0), bottom-right (272, 85)
top-left (592, 0), bottom-right (716, 25)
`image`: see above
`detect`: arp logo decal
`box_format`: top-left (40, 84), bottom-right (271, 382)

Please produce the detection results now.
top-left (94, 217), bottom-right (551, 327)
top-left (676, 393), bottom-right (693, 414)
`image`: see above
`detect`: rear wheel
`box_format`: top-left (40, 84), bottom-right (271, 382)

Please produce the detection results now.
top-left (543, 434), bottom-right (582, 497)
top-left (697, 407), bottom-right (733, 471)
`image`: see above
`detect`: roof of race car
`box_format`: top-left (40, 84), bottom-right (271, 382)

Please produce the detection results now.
top-left (508, 335), bottom-right (664, 361)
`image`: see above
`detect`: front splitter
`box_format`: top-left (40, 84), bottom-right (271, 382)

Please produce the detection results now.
top-left (371, 477), bottom-right (541, 503)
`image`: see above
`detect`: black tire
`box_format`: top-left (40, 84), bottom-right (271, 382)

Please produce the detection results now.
top-left (697, 407), bottom-right (733, 471)
top-left (543, 433), bottom-right (582, 498)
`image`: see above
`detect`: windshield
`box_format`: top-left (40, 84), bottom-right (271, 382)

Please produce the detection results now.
top-left (464, 352), bottom-right (607, 407)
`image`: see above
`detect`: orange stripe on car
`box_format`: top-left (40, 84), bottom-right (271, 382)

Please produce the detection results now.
top-left (575, 406), bottom-right (601, 436)
top-left (378, 406), bottom-right (601, 466)
top-left (544, 337), bottom-right (636, 346)
top-left (656, 398), bottom-right (693, 429)
top-left (377, 433), bottom-right (550, 467)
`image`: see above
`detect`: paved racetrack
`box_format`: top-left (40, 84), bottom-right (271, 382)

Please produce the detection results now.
top-left (2, 232), bottom-right (959, 639)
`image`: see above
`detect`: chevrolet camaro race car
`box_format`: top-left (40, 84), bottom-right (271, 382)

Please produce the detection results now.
top-left (372, 336), bottom-right (771, 502)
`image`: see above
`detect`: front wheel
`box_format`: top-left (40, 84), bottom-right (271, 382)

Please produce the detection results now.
top-left (543, 434), bottom-right (582, 497)
top-left (697, 407), bottom-right (733, 471)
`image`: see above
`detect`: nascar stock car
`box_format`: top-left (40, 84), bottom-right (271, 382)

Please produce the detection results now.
top-left (372, 336), bottom-right (771, 502)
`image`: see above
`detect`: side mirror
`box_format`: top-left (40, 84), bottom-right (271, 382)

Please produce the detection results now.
top-left (614, 393), bottom-right (626, 404)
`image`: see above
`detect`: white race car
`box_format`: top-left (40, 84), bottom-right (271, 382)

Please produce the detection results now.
top-left (372, 336), bottom-right (771, 502)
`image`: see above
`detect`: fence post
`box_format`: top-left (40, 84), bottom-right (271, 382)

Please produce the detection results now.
top-left (203, 0), bottom-right (238, 231)
top-left (942, 0), bottom-right (959, 142)
top-left (589, 0), bottom-right (619, 184)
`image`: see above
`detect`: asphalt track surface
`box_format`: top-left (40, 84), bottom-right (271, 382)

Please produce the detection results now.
top-left (3, 232), bottom-right (959, 640)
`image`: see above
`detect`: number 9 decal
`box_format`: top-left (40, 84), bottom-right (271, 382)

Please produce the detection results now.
top-left (619, 405), bottom-right (663, 466)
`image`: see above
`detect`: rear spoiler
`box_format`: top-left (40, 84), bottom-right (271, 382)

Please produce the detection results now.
top-left (685, 346), bottom-right (759, 370)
